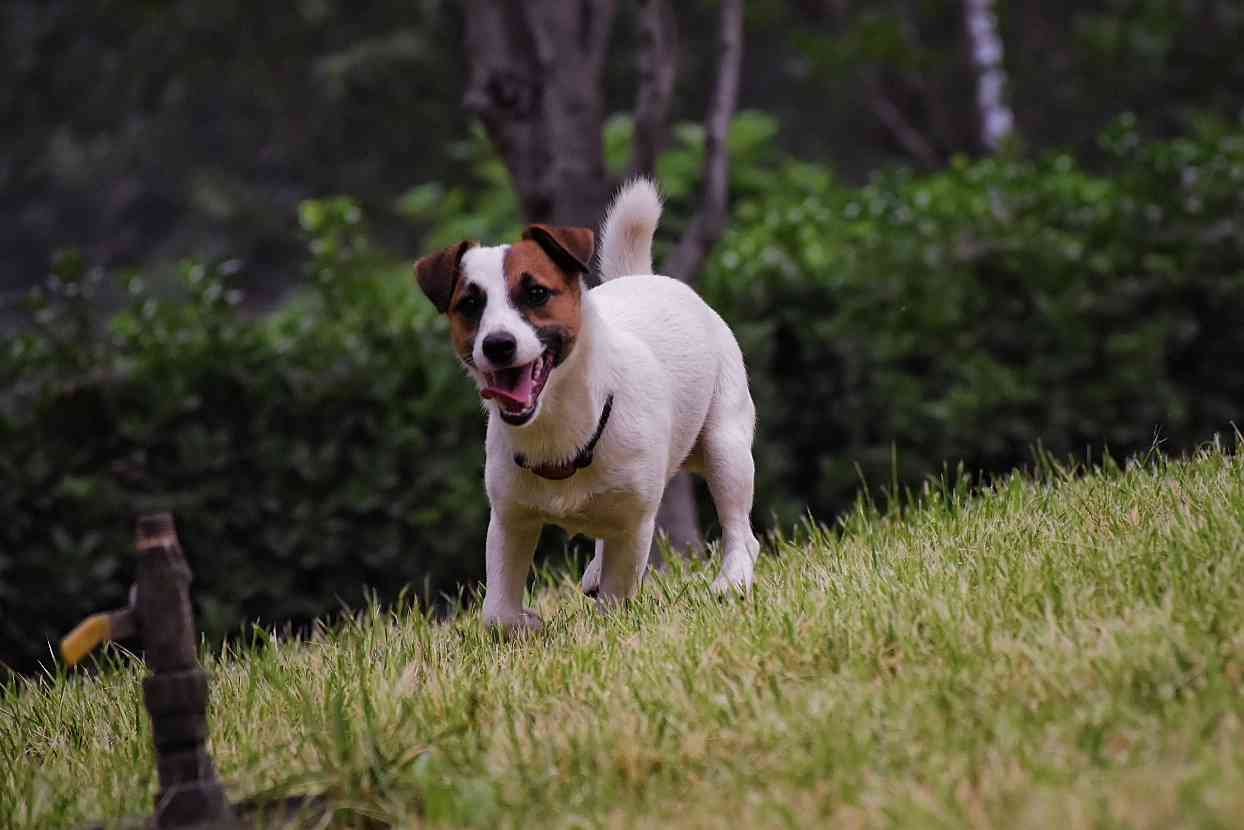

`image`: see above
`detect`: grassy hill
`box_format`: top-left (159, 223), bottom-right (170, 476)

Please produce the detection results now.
top-left (4, 442), bottom-right (1244, 828)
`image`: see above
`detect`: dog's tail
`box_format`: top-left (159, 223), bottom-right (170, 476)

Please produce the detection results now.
top-left (598, 177), bottom-right (662, 281)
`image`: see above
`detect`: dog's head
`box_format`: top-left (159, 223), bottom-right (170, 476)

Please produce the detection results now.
top-left (415, 225), bottom-right (594, 427)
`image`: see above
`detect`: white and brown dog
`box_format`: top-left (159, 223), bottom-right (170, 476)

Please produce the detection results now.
top-left (415, 179), bottom-right (759, 631)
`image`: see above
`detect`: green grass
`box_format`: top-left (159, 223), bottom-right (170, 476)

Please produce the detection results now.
top-left (5, 442), bottom-right (1244, 829)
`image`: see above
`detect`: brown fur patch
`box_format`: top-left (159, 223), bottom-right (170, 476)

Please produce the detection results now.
top-left (522, 225), bottom-right (595, 274)
top-left (415, 240), bottom-right (474, 313)
top-left (415, 239), bottom-right (480, 365)
top-left (447, 278), bottom-right (483, 366)
top-left (503, 240), bottom-right (583, 364)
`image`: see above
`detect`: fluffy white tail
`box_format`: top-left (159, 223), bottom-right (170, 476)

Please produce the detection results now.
top-left (597, 178), bottom-right (662, 281)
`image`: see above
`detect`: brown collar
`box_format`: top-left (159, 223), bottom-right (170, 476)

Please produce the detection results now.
top-left (514, 395), bottom-right (614, 480)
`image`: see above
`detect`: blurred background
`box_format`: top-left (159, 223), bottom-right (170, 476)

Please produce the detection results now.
top-left (2, 0), bottom-right (1243, 677)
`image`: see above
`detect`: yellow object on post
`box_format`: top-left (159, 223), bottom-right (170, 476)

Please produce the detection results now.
top-left (60, 612), bottom-right (112, 667)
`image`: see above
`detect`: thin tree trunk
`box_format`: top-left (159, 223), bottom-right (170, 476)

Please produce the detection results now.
top-left (963, 0), bottom-right (1014, 151)
top-left (812, 2), bottom-right (942, 168)
top-left (631, 0), bottom-right (678, 180)
top-left (653, 466), bottom-right (702, 562)
top-left (864, 74), bottom-right (941, 169)
top-left (652, 0), bottom-right (744, 560)
top-left (661, 0), bottom-right (743, 283)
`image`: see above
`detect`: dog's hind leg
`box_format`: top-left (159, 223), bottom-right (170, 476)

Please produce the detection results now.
top-left (580, 539), bottom-right (604, 597)
top-left (701, 401), bottom-right (761, 594)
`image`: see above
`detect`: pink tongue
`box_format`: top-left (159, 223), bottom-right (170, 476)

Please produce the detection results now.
top-left (482, 364), bottom-right (535, 407)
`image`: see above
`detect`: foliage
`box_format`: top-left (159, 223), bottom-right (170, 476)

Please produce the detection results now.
top-left (394, 125), bottom-right (525, 252)
top-left (702, 116), bottom-right (1244, 524)
top-left (4, 117), bottom-right (1242, 675)
top-left (7, 0), bottom-right (1244, 312)
top-left (0, 0), bottom-right (468, 302)
top-left (397, 111), bottom-right (784, 260)
top-left (5, 446), bottom-right (1244, 827)
top-left (0, 199), bottom-right (488, 674)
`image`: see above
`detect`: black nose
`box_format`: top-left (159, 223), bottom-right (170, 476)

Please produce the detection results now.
top-left (481, 332), bottom-right (517, 364)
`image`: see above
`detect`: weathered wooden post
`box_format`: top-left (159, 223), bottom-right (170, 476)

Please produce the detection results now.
top-left (135, 512), bottom-right (237, 827)
top-left (61, 512), bottom-right (323, 828)
top-left (61, 512), bottom-right (238, 828)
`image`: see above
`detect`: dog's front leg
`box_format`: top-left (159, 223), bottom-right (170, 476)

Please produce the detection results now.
top-left (596, 514), bottom-right (657, 609)
top-left (482, 508), bottom-right (543, 632)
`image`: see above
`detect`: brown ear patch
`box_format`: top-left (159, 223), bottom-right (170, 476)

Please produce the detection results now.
top-left (415, 240), bottom-right (476, 313)
top-left (522, 225), bottom-right (595, 276)
top-left (504, 240), bottom-right (584, 366)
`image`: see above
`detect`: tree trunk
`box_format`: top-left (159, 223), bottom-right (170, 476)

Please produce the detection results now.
top-left (661, 0), bottom-right (742, 283)
top-left (631, 0), bottom-right (678, 180)
top-left (963, 0), bottom-right (1015, 151)
top-left (864, 73), bottom-right (942, 169)
top-left (462, 0), bottom-right (615, 225)
top-left (653, 468), bottom-right (702, 561)
top-left (651, 0), bottom-right (744, 561)
top-left (809, 2), bottom-right (942, 168)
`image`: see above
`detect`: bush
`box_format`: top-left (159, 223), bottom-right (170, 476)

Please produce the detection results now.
top-left (701, 116), bottom-right (1244, 524)
top-left (4, 117), bottom-right (1242, 675)
top-left (0, 199), bottom-right (489, 674)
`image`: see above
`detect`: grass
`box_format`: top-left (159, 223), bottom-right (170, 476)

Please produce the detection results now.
top-left (4, 441), bottom-right (1244, 829)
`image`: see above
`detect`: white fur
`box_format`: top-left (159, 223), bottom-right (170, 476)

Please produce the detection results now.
top-left (470, 178), bottom-right (760, 630)
top-left (597, 178), bottom-right (662, 281)
top-left (460, 245), bottom-right (544, 371)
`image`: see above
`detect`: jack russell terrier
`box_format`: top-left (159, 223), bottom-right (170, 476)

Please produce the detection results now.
top-left (415, 178), bottom-right (759, 631)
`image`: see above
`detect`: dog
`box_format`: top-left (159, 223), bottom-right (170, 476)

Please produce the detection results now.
top-left (414, 178), bottom-right (759, 631)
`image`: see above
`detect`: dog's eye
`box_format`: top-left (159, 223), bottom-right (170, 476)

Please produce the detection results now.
top-left (455, 294), bottom-right (484, 319)
top-left (525, 284), bottom-right (551, 307)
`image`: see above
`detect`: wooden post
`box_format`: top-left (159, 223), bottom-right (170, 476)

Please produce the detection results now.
top-left (133, 512), bottom-right (239, 829)
top-left (62, 513), bottom-right (323, 829)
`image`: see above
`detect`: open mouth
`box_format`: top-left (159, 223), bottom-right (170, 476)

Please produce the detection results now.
top-left (480, 351), bottom-right (554, 425)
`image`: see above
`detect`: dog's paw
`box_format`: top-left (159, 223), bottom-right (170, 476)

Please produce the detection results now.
top-left (710, 543), bottom-right (757, 597)
top-left (484, 609), bottom-right (545, 637)
top-left (592, 592), bottom-right (629, 614)
top-left (709, 574), bottom-right (751, 596)
top-left (516, 609), bottom-right (545, 632)
top-left (709, 561), bottom-right (754, 597)
top-left (580, 554), bottom-right (603, 597)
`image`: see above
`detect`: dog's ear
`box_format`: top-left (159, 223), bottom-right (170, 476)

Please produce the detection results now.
top-left (414, 240), bottom-right (476, 313)
top-left (522, 225), bottom-right (595, 276)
